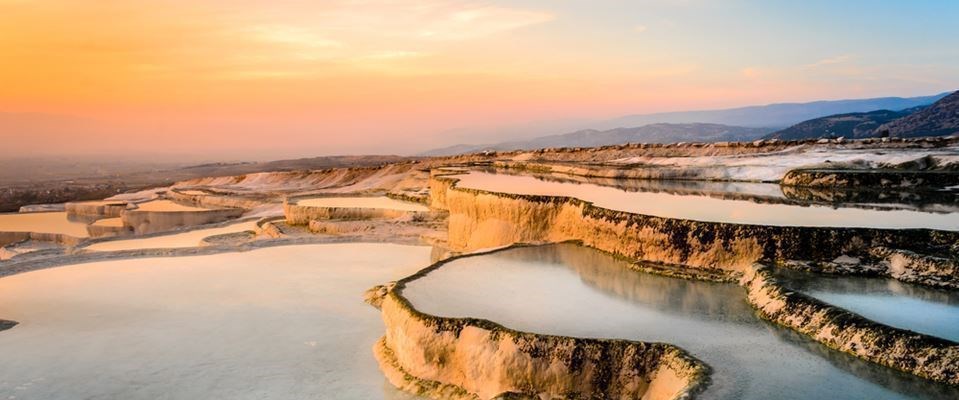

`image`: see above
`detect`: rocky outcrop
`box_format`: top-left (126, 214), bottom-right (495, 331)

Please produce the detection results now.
top-left (433, 174), bottom-right (959, 280)
top-left (442, 136), bottom-right (958, 168)
top-left (85, 220), bottom-right (128, 238)
top-left (64, 201), bottom-right (129, 218)
top-left (120, 207), bottom-right (245, 235)
top-left (175, 163), bottom-right (429, 195)
top-left (492, 160), bottom-right (741, 182)
top-left (0, 319), bottom-right (17, 332)
top-left (255, 216), bottom-right (286, 238)
top-left (373, 252), bottom-right (709, 400)
top-left (780, 185), bottom-right (959, 210)
top-left (782, 168), bottom-right (959, 189)
top-left (871, 247), bottom-right (959, 289)
top-left (284, 195), bottom-right (430, 225)
top-left (168, 188), bottom-right (268, 210)
top-left (742, 265), bottom-right (959, 385)
top-left (0, 231), bottom-right (83, 248)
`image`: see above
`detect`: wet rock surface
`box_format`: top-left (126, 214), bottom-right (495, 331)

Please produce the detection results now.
top-left (374, 250), bottom-right (709, 400)
top-left (743, 266), bottom-right (959, 385)
top-left (782, 168), bottom-right (959, 189)
top-left (0, 319), bottom-right (17, 331)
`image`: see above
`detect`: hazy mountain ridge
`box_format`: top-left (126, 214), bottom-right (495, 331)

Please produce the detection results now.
top-left (421, 123), bottom-right (773, 156)
top-left (596, 93), bottom-right (949, 130)
top-left (877, 91), bottom-right (959, 138)
top-left (422, 93), bottom-right (949, 156)
top-left (765, 108), bottom-right (920, 140)
top-left (765, 90), bottom-right (958, 140)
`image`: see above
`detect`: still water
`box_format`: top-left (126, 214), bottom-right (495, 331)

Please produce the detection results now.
top-left (404, 244), bottom-right (959, 400)
top-left (84, 220), bottom-right (259, 252)
top-left (774, 268), bottom-right (959, 343)
top-left (0, 212), bottom-right (90, 237)
top-left (449, 171), bottom-right (959, 230)
top-left (0, 244), bottom-right (430, 399)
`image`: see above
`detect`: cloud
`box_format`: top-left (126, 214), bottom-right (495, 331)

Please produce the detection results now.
top-left (402, 3), bottom-right (554, 41)
top-left (804, 54), bottom-right (855, 69)
top-left (634, 25), bottom-right (648, 33)
top-left (248, 25), bottom-right (343, 49)
top-left (361, 51), bottom-right (423, 60)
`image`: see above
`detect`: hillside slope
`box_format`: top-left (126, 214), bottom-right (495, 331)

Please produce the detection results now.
top-left (878, 91), bottom-right (959, 138)
top-left (597, 93), bottom-right (948, 130)
top-left (423, 123), bottom-right (772, 156)
top-left (765, 109), bottom-right (918, 140)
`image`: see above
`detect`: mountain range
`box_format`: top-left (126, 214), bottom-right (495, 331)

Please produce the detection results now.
top-left (764, 108), bottom-right (921, 140)
top-left (766, 90), bottom-right (959, 140)
top-left (422, 124), bottom-right (772, 156)
top-left (877, 90), bottom-right (959, 138)
top-left (422, 92), bottom-right (951, 155)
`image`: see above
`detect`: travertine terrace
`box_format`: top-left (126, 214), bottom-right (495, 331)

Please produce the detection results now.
top-left (1, 137), bottom-right (958, 399)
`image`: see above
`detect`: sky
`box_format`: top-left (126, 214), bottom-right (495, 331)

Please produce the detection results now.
top-left (1, 0), bottom-right (958, 160)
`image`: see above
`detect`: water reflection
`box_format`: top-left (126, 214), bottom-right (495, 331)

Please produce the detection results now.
top-left (773, 268), bottom-right (959, 342)
top-left (767, 323), bottom-right (959, 400)
top-left (404, 243), bottom-right (959, 399)
top-left (499, 167), bottom-right (959, 213)
top-left (525, 244), bottom-right (755, 322)
top-left (449, 170), bottom-right (959, 230)
top-left (0, 211), bottom-right (90, 238)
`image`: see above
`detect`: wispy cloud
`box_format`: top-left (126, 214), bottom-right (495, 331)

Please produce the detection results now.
top-left (634, 25), bottom-right (648, 33)
top-left (361, 50), bottom-right (423, 60)
top-left (248, 25), bottom-right (343, 49)
top-left (401, 3), bottom-right (554, 41)
top-left (804, 54), bottom-right (855, 69)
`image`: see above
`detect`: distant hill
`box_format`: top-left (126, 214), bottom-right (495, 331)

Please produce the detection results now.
top-left (421, 123), bottom-right (773, 156)
top-left (764, 90), bottom-right (959, 140)
top-left (422, 92), bottom-right (949, 155)
top-left (596, 93), bottom-right (949, 130)
top-left (764, 108), bottom-right (920, 140)
top-left (877, 91), bottom-right (959, 138)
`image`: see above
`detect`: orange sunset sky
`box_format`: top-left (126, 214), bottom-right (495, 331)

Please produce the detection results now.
top-left (2, 0), bottom-right (958, 160)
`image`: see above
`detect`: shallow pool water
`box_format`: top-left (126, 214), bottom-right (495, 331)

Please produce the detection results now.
top-left (403, 244), bottom-right (959, 400)
top-left (0, 212), bottom-right (90, 237)
top-left (85, 220), bottom-right (259, 252)
top-left (773, 268), bottom-right (959, 342)
top-left (295, 197), bottom-right (428, 212)
top-left (134, 199), bottom-right (211, 212)
top-left (449, 171), bottom-right (959, 230)
top-left (0, 244), bottom-right (431, 399)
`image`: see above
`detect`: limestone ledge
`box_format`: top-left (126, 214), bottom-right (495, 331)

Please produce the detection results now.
top-left (372, 250), bottom-right (709, 400)
top-left (0, 231), bottom-right (83, 248)
top-left (872, 247), bottom-right (959, 290)
top-left (121, 207), bottom-right (245, 235)
top-left (168, 188), bottom-right (268, 210)
top-left (64, 201), bottom-right (129, 217)
top-left (488, 163), bottom-right (959, 212)
top-left (284, 194), bottom-right (430, 225)
top-left (431, 174), bottom-right (958, 281)
top-left (255, 216), bottom-right (286, 238)
top-left (742, 265), bottom-right (959, 385)
top-left (776, 247), bottom-right (959, 290)
top-left (85, 222), bottom-right (127, 238)
top-left (782, 168), bottom-right (959, 189)
top-left (443, 136), bottom-right (957, 164)
top-left (0, 319), bottom-right (17, 332)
